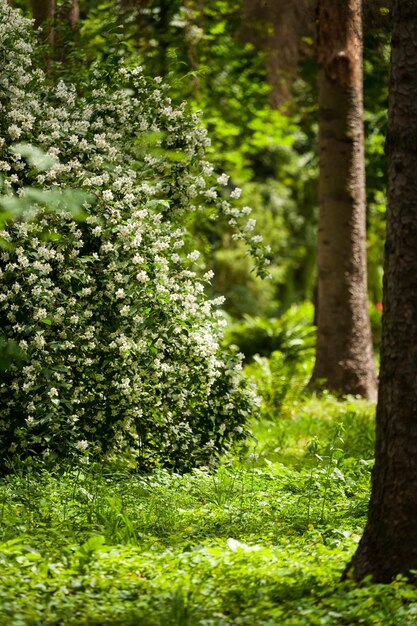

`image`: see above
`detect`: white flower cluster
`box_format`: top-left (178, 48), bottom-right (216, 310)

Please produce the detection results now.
top-left (0, 2), bottom-right (258, 471)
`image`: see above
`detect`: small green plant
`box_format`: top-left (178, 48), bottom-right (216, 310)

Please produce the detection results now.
top-left (245, 349), bottom-right (312, 420)
top-left (224, 304), bottom-right (315, 421)
top-left (304, 422), bottom-right (347, 525)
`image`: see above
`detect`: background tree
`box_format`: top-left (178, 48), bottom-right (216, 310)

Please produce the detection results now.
top-left (241, 0), bottom-right (315, 107)
top-left (347, 0), bottom-right (417, 582)
top-left (29, 0), bottom-right (55, 27)
top-left (311, 0), bottom-right (377, 399)
top-left (28, 0), bottom-right (79, 63)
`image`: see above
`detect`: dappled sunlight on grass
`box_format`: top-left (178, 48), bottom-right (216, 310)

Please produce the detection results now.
top-left (246, 392), bottom-right (376, 469)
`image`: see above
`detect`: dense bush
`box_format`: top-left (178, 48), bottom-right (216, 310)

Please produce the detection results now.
top-left (0, 2), bottom-right (264, 471)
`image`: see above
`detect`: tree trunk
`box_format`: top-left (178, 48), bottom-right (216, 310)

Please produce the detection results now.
top-left (155, 0), bottom-right (173, 76)
top-left (30, 0), bottom-right (79, 28)
top-left (64, 0), bottom-right (79, 29)
top-left (311, 0), bottom-right (377, 400)
top-left (241, 0), bottom-right (315, 108)
top-left (347, 0), bottom-right (417, 582)
top-left (55, 0), bottom-right (80, 61)
top-left (30, 0), bottom-right (55, 44)
top-left (30, 0), bottom-right (55, 27)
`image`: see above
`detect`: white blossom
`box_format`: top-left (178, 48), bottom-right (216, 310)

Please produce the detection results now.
top-left (230, 187), bottom-right (242, 199)
top-left (217, 173), bottom-right (229, 186)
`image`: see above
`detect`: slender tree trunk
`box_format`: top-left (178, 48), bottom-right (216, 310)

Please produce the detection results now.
top-left (311, 0), bottom-right (377, 400)
top-left (155, 0), bottom-right (175, 76)
top-left (55, 0), bottom-right (80, 62)
top-left (30, 0), bottom-right (55, 27)
top-left (347, 0), bottom-right (417, 582)
top-left (64, 0), bottom-right (79, 29)
top-left (30, 0), bottom-right (79, 66)
top-left (30, 0), bottom-right (79, 28)
top-left (184, 0), bottom-right (204, 94)
top-left (240, 0), bottom-right (315, 108)
top-left (30, 0), bottom-right (55, 44)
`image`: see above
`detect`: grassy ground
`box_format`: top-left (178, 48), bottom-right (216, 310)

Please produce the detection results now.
top-left (1, 394), bottom-right (417, 625)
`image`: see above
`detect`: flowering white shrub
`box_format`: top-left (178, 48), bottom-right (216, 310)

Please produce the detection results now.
top-left (0, 2), bottom-right (263, 470)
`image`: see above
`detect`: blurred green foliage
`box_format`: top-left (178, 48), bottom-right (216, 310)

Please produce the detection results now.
top-left (224, 302), bottom-right (315, 362)
top-left (224, 302), bottom-right (315, 420)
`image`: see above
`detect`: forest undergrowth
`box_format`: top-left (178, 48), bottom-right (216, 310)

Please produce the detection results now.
top-left (1, 393), bottom-right (417, 626)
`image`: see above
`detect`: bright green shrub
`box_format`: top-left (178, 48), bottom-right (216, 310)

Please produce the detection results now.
top-left (0, 2), bottom-right (263, 471)
top-left (224, 302), bottom-right (315, 362)
top-left (224, 305), bottom-right (315, 420)
top-left (244, 351), bottom-right (309, 420)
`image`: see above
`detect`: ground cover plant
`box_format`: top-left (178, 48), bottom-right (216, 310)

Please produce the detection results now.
top-left (2, 394), bottom-right (417, 625)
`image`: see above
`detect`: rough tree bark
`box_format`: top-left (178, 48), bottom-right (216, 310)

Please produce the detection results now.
top-left (347, 0), bottom-right (417, 582)
top-left (29, 0), bottom-right (79, 65)
top-left (311, 0), bottom-right (377, 399)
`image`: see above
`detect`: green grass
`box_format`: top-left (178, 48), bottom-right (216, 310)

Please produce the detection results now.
top-left (1, 394), bottom-right (417, 625)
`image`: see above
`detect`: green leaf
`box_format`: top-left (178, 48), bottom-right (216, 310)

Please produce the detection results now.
top-left (11, 143), bottom-right (58, 172)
